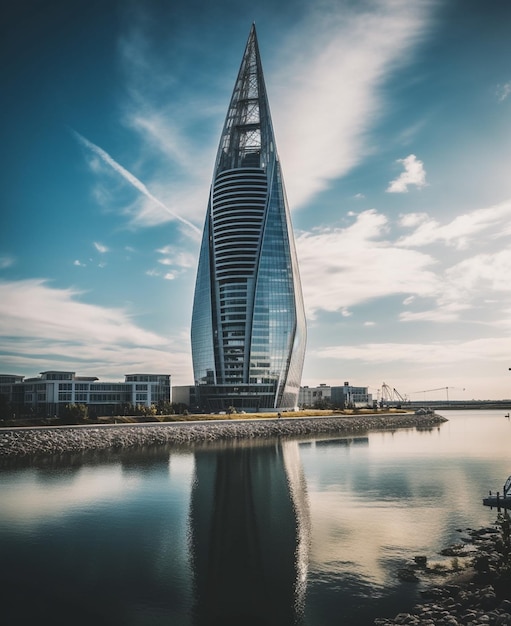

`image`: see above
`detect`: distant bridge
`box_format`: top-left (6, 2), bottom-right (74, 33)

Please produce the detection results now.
top-left (408, 399), bottom-right (511, 410)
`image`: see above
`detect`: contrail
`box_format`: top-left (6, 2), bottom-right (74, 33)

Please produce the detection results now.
top-left (73, 130), bottom-right (201, 236)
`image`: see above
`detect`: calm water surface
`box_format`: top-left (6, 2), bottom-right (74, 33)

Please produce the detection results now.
top-left (1, 410), bottom-right (510, 625)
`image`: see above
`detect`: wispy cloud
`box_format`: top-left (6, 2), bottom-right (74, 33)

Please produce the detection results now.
top-left (443, 250), bottom-right (511, 304)
top-left (93, 241), bottom-right (109, 253)
top-left (73, 130), bottom-right (201, 237)
top-left (144, 245), bottom-right (196, 280)
top-left (156, 245), bottom-right (195, 269)
top-left (0, 255), bottom-right (15, 269)
top-left (399, 302), bottom-right (470, 323)
top-left (271, 1), bottom-right (433, 208)
top-left (315, 336), bottom-right (511, 366)
top-left (0, 279), bottom-right (161, 345)
top-left (296, 210), bottom-right (439, 318)
top-left (0, 279), bottom-right (193, 383)
top-left (116, 23), bottom-right (218, 227)
top-left (386, 154), bottom-right (427, 193)
top-left (398, 199), bottom-right (511, 249)
top-left (297, 196), bottom-right (511, 327)
top-left (80, 0), bottom-right (433, 228)
top-left (496, 81), bottom-right (511, 102)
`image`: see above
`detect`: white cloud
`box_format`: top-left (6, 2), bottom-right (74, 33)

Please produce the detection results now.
top-left (73, 130), bottom-right (202, 237)
top-left (394, 117), bottom-right (430, 145)
top-left (315, 336), bottom-right (511, 366)
top-left (0, 279), bottom-right (193, 384)
top-left (128, 111), bottom-right (204, 172)
top-left (296, 210), bottom-right (439, 318)
top-left (271, 1), bottom-right (433, 208)
top-left (386, 154), bottom-right (427, 193)
top-left (116, 28), bottom-right (217, 227)
top-left (144, 245), bottom-right (197, 281)
top-left (399, 302), bottom-right (470, 323)
top-left (93, 241), bottom-right (109, 254)
top-left (443, 250), bottom-right (511, 303)
top-left (0, 256), bottom-right (14, 269)
top-left (0, 279), bottom-right (161, 345)
top-left (296, 198), bottom-right (511, 326)
top-left (81, 1), bottom-right (433, 229)
top-left (496, 81), bottom-right (511, 102)
top-left (73, 259), bottom-right (86, 267)
top-left (398, 199), bottom-right (511, 249)
top-left (156, 245), bottom-right (195, 269)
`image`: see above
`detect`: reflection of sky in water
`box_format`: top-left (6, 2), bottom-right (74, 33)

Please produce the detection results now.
top-left (0, 410), bottom-right (509, 626)
top-left (300, 411), bottom-right (510, 624)
top-left (0, 453), bottom-right (196, 624)
top-left (0, 453), bottom-right (194, 528)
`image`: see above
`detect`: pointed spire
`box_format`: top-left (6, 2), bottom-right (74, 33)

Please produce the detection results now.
top-left (215, 25), bottom-right (275, 173)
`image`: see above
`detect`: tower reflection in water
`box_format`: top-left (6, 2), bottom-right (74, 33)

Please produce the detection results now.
top-left (189, 439), bottom-right (310, 626)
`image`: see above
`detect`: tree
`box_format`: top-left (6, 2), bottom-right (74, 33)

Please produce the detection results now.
top-left (313, 398), bottom-right (333, 410)
top-left (171, 402), bottom-right (189, 415)
top-left (61, 403), bottom-right (89, 424)
top-left (0, 393), bottom-right (13, 420)
top-left (156, 400), bottom-right (174, 415)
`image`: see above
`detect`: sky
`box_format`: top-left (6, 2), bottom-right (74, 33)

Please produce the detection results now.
top-left (2, 0), bottom-right (511, 402)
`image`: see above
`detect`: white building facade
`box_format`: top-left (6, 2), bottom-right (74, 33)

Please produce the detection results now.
top-left (299, 382), bottom-right (372, 409)
top-left (0, 371), bottom-right (171, 417)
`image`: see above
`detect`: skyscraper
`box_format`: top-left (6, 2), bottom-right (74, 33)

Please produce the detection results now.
top-left (191, 24), bottom-right (306, 412)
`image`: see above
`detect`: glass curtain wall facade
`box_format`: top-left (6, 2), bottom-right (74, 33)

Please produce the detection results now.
top-left (191, 24), bottom-right (306, 412)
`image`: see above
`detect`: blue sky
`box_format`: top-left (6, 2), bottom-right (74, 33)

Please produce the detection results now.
top-left (2, 0), bottom-right (511, 401)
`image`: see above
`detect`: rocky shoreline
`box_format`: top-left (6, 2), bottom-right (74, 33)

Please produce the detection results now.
top-left (0, 412), bottom-right (446, 459)
top-left (376, 519), bottom-right (511, 626)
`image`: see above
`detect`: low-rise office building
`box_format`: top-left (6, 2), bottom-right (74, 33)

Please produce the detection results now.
top-left (299, 382), bottom-right (372, 409)
top-left (0, 371), bottom-right (171, 417)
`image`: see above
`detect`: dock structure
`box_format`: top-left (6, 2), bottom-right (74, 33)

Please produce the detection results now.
top-left (483, 475), bottom-right (511, 509)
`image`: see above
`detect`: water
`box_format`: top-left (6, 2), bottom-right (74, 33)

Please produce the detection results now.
top-left (1, 410), bottom-right (509, 625)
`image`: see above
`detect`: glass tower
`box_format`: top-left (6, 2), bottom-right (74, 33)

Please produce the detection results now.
top-left (191, 24), bottom-right (306, 412)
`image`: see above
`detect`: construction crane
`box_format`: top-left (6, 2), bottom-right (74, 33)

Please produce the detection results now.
top-left (412, 386), bottom-right (465, 402)
top-left (381, 383), bottom-right (408, 407)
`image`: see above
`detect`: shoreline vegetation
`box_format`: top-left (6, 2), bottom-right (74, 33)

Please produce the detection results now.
top-left (2, 406), bottom-right (418, 428)
top-left (0, 409), bottom-right (446, 460)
